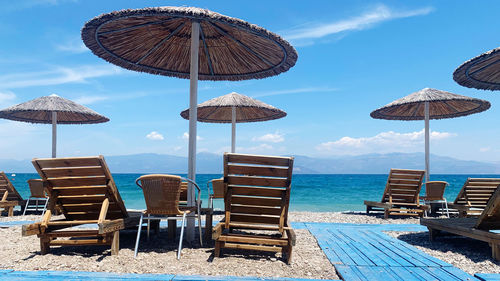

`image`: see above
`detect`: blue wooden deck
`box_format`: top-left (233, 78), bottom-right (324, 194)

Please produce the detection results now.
top-left (475, 273), bottom-right (500, 281)
top-left (304, 222), bottom-right (477, 281)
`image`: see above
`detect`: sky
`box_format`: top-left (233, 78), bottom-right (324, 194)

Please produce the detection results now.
top-left (0, 0), bottom-right (499, 162)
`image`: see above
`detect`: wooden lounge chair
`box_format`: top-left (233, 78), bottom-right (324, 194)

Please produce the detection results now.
top-left (22, 156), bottom-right (140, 255)
top-left (448, 178), bottom-right (500, 217)
top-left (364, 169), bottom-right (427, 218)
top-left (212, 153), bottom-right (296, 264)
top-left (421, 186), bottom-right (500, 260)
top-left (0, 171), bottom-right (24, 216)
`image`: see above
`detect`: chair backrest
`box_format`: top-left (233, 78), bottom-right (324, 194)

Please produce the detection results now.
top-left (211, 178), bottom-right (225, 199)
top-left (27, 179), bottom-right (46, 198)
top-left (424, 181), bottom-right (448, 201)
top-left (223, 153), bottom-right (294, 232)
top-left (31, 156), bottom-right (128, 220)
top-left (136, 174), bottom-right (183, 216)
top-left (0, 172), bottom-right (23, 202)
top-left (453, 178), bottom-right (500, 210)
top-left (381, 169), bottom-right (425, 204)
top-left (476, 185), bottom-right (500, 230)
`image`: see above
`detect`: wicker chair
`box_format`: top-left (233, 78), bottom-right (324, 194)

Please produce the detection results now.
top-left (207, 178), bottom-right (225, 209)
top-left (134, 174), bottom-right (202, 259)
top-left (23, 179), bottom-right (48, 216)
top-left (420, 181), bottom-right (449, 218)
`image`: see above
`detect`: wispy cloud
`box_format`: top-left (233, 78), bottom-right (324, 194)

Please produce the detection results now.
top-left (251, 87), bottom-right (337, 98)
top-left (316, 129), bottom-right (455, 155)
top-left (73, 95), bottom-right (109, 105)
top-left (56, 38), bottom-right (89, 54)
top-left (284, 4), bottom-right (434, 46)
top-left (0, 65), bottom-right (124, 89)
top-left (252, 132), bottom-right (285, 143)
top-left (0, 91), bottom-right (16, 107)
top-left (146, 131), bottom-right (164, 141)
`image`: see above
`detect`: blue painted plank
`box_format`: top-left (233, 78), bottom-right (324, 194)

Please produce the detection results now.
top-left (387, 267), bottom-right (425, 281)
top-left (441, 267), bottom-right (477, 281)
top-left (476, 273), bottom-right (500, 281)
top-left (355, 266), bottom-right (400, 281)
top-left (359, 235), bottom-right (414, 267)
top-left (335, 265), bottom-right (364, 281)
top-left (347, 228), bottom-right (402, 267)
top-left (424, 267), bottom-right (468, 281)
top-left (410, 267), bottom-right (445, 281)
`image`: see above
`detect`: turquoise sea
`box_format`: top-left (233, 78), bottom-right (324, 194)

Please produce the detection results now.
top-left (7, 173), bottom-right (500, 212)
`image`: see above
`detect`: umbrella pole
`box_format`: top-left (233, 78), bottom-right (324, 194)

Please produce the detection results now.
top-left (231, 106), bottom-right (236, 153)
top-left (186, 20), bottom-right (200, 242)
top-left (425, 101), bottom-right (430, 182)
top-left (52, 111), bottom-right (57, 158)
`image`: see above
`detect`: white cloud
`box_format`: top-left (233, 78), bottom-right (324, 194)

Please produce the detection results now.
top-left (0, 91), bottom-right (16, 107)
top-left (480, 147), bottom-right (491, 153)
top-left (182, 132), bottom-right (203, 141)
top-left (56, 39), bottom-right (89, 54)
top-left (251, 87), bottom-right (337, 98)
top-left (284, 4), bottom-right (434, 46)
top-left (240, 144), bottom-right (274, 154)
top-left (146, 131), bottom-right (164, 141)
top-left (0, 64), bottom-right (124, 89)
top-left (316, 129), bottom-right (455, 155)
top-left (252, 132), bottom-right (285, 143)
top-left (73, 95), bottom-right (109, 105)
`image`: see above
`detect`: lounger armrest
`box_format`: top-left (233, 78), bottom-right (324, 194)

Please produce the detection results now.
top-left (212, 222), bottom-right (224, 240)
top-left (22, 222), bottom-right (42, 236)
top-left (98, 217), bottom-right (138, 234)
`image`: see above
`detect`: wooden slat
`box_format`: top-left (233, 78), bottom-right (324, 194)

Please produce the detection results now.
top-left (231, 205), bottom-right (282, 216)
top-left (45, 230), bottom-right (99, 237)
top-left (227, 164), bottom-right (289, 178)
top-left (231, 196), bottom-right (282, 207)
top-left (49, 239), bottom-right (109, 246)
top-left (35, 157), bottom-right (102, 169)
top-left (52, 186), bottom-right (108, 196)
top-left (230, 186), bottom-right (284, 197)
top-left (223, 242), bottom-right (282, 252)
top-left (41, 167), bottom-right (104, 178)
top-left (227, 176), bottom-right (288, 188)
top-left (59, 195), bottom-right (106, 204)
top-left (230, 214), bottom-right (280, 225)
top-left (48, 176), bottom-right (107, 187)
top-left (218, 234), bottom-right (288, 246)
top-left (226, 153), bottom-right (291, 167)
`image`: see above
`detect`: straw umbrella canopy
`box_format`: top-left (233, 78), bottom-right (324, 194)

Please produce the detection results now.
top-left (453, 47), bottom-right (500, 91)
top-left (180, 92), bottom-right (286, 152)
top-left (81, 6), bottom-right (297, 240)
top-left (0, 94), bottom-right (109, 157)
top-left (370, 88), bottom-right (490, 182)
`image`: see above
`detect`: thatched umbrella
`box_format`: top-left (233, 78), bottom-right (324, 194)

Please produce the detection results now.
top-left (371, 88), bottom-right (490, 182)
top-left (81, 6), bottom-right (297, 239)
top-left (0, 94), bottom-right (109, 157)
top-left (453, 47), bottom-right (500, 91)
top-left (180, 92), bottom-right (286, 153)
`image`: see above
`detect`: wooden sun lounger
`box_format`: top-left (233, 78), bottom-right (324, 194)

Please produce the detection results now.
top-left (364, 169), bottom-right (428, 219)
top-left (212, 153), bottom-right (296, 264)
top-left (0, 171), bottom-right (24, 216)
top-left (448, 178), bottom-right (500, 217)
top-left (421, 185), bottom-right (500, 260)
top-left (22, 156), bottom-right (140, 255)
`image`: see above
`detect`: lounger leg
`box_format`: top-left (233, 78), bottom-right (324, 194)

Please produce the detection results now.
top-left (23, 198), bottom-right (30, 216)
top-left (205, 209), bottom-right (213, 242)
top-left (111, 231), bottom-right (119, 255)
top-left (40, 236), bottom-right (50, 255)
top-left (7, 206), bottom-right (13, 217)
top-left (384, 209), bottom-right (389, 219)
top-left (428, 227), bottom-right (440, 241)
top-left (214, 241), bottom-right (222, 257)
top-left (491, 243), bottom-right (500, 261)
top-left (283, 246), bottom-right (293, 264)
top-left (366, 205), bottom-right (371, 214)
top-left (134, 213), bottom-right (144, 258)
top-left (178, 213), bottom-right (187, 260)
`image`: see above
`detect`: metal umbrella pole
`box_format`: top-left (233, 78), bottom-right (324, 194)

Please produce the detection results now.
top-left (52, 111), bottom-right (57, 158)
top-left (424, 101), bottom-right (430, 182)
top-left (231, 106), bottom-right (236, 153)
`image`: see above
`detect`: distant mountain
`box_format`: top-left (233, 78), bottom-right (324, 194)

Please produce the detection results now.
top-left (1, 152), bottom-right (499, 174)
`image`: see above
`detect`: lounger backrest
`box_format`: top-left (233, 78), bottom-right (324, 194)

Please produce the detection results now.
top-left (223, 153), bottom-right (294, 232)
top-left (453, 178), bottom-right (500, 210)
top-left (31, 156), bottom-right (128, 220)
top-left (0, 172), bottom-right (23, 202)
top-left (476, 185), bottom-right (500, 230)
top-left (381, 169), bottom-right (425, 204)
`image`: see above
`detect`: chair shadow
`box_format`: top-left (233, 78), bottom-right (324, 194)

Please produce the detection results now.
top-left (395, 231), bottom-right (499, 264)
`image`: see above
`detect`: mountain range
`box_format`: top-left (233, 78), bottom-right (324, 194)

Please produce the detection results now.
top-left (1, 152), bottom-right (499, 174)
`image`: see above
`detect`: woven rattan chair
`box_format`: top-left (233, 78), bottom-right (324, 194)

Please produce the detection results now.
top-left (420, 181), bottom-right (449, 218)
top-left (207, 178), bottom-right (225, 209)
top-left (23, 179), bottom-right (48, 216)
top-left (134, 174), bottom-right (202, 259)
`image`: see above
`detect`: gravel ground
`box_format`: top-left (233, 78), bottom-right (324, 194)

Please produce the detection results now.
top-left (387, 231), bottom-right (500, 275)
top-left (0, 212), bottom-right (339, 279)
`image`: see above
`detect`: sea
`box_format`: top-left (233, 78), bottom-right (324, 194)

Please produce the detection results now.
top-left (8, 173), bottom-right (500, 212)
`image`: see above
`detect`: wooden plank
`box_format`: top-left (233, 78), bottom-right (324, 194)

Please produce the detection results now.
top-left (45, 230), bottom-right (99, 237)
top-left (226, 153), bottom-right (292, 167)
top-left (356, 266), bottom-right (399, 281)
top-left (42, 166), bottom-right (104, 178)
top-left (335, 265), bottom-right (363, 281)
top-left (231, 196), bottom-right (281, 207)
top-left (52, 186), bottom-right (108, 196)
top-left (230, 205), bottom-right (282, 216)
top-left (222, 242), bottom-right (282, 252)
top-left (34, 157), bottom-right (102, 169)
top-left (227, 176), bottom-right (288, 188)
top-left (230, 186), bottom-right (284, 197)
top-left (50, 239), bottom-right (110, 246)
top-left (227, 164), bottom-right (289, 178)
top-left (218, 234), bottom-right (288, 246)
top-left (230, 214), bottom-right (280, 225)
top-left (59, 195), bottom-right (106, 204)
top-left (386, 267), bottom-right (422, 281)
top-left (48, 176), bottom-right (107, 187)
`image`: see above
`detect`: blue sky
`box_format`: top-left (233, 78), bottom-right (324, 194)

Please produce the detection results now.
top-left (0, 0), bottom-right (499, 162)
